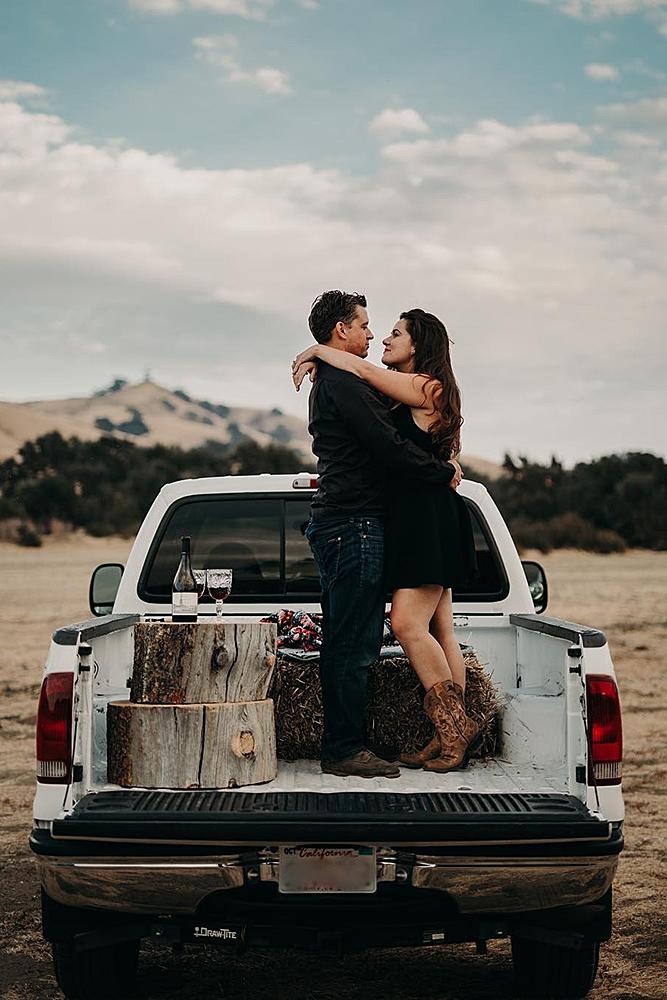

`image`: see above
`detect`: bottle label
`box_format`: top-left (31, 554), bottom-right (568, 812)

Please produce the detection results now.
top-left (172, 592), bottom-right (198, 618)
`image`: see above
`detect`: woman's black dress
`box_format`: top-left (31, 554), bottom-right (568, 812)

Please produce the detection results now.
top-left (384, 403), bottom-right (477, 591)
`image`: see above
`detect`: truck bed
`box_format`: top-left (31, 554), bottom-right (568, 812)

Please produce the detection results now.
top-left (204, 757), bottom-right (567, 795)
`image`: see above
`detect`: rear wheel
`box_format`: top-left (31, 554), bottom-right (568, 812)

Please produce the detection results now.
top-left (52, 938), bottom-right (140, 1000)
top-left (511, 935), bottom-right (600, 999)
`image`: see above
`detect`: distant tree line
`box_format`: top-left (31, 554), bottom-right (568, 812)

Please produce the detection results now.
top-left (0, 434), bottom-right (664, 551)
top-left (0, 432), bottom-right (310, 545)
top-left (474, 452), bottom-right (666, 553)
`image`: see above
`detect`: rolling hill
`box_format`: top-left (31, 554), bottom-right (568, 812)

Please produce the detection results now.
top-left (1, 378), bottom-right (501, 477)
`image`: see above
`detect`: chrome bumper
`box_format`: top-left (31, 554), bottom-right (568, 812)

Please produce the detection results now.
top-left (37, 850), bottom-right (618, 916)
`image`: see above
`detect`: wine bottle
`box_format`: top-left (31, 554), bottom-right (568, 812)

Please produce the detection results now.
top-left (172, 536), bottom-right (198, 623)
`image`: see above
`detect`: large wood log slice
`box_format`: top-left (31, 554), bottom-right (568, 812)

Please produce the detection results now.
top-left (201, 701), bottom-right (277, 789)
top-left (107, 699), bottom-right (277, 789)
top-left (131, 621), bottom-right (277, 704)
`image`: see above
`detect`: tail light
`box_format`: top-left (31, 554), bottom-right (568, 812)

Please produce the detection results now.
top-left (292, 475), bottom-right (318, 489)
top-left (586, 674), bottom-right (622, 785)
top-left (36, 672), bottom-right (74, 783)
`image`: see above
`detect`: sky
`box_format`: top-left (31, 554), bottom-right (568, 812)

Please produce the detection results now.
top-left (0, 0), bottom-right (665, 464)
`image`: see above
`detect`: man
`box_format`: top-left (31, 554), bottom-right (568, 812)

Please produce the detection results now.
top-left (300, 290), bottom-right (458, 779)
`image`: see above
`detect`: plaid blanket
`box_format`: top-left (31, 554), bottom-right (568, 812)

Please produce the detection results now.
top-left (261, 609), bottom-right (397, 655)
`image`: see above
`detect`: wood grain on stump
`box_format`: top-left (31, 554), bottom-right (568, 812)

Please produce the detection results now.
top-left (107, 699), bottom-right (277, 789)
top-left (130, 621), bottom-right (277, 704)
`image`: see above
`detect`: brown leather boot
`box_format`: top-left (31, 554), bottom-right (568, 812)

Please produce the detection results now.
top-left (399, 681), bottom-right (457, 768)
top-left (321, 749), bottom-right (401, 779)
top-left (398, 684), bottom-right (454, 768)
top-left (398, 682), bottom-right (446, 767)
top-left (399, 734), bottom-right (440, 768)
top-left (423, 679), bottom-right (482, 773)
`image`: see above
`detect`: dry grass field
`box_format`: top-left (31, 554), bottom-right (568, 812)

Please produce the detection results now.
top-left (0, 538), bottom-right (665, 999)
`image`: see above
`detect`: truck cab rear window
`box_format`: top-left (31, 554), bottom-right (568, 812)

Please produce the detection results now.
top-left (139, 495), bottom-right (507, 602)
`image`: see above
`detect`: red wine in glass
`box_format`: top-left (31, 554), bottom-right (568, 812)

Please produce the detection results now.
top-left (206, 569), bottom-right (232, 620)
top-left (208, 585), bottom-right (230, 602)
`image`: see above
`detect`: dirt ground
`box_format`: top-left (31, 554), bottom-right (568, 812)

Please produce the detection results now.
top-left (0, 538), bottom-right (665, 999)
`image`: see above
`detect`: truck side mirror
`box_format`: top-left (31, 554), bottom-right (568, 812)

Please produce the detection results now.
top-left (89, 564), bottom-right (124, 617)
top-left (522, 560), bottom-right (548, 614)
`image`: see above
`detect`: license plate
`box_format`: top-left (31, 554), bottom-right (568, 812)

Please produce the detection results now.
top-left (279, 846), bottom-right (377, 894)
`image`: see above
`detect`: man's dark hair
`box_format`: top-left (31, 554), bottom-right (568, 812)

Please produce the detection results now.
top-left (308, 290), bottom-right (367, 344)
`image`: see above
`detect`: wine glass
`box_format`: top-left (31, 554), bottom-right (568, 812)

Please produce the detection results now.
top-left (193, 569), bottom-right (207, 603)
top-left (207, 569), bottom-right (233, 621)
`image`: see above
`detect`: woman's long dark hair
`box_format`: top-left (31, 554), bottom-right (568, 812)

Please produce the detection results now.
top-left (400, 308), bottom-right (463, 459)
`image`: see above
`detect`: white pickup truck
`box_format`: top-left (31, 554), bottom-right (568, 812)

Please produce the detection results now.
top-left (31, 473), bottom-right (624, 1000)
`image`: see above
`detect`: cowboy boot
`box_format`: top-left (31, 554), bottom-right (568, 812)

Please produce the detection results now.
top-left (423, 680), bottom-right (482, 773)
top-left (398, 683), bottom-right (443, 768)
top-left (398, 734), bottom-right (440, 768)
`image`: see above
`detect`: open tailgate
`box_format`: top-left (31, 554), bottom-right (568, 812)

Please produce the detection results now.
top-left (50, 790), bottom-right (619, 852)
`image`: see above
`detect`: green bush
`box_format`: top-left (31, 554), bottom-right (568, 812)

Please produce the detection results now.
top-left (479, 451), bottom-right (665, 552)
top-left (0, 497), bottom-right (23, 520)
top-left (0, 431), bottom-right (309, 542)
top-left (510, 513), bottom-right (626, 554)
top-left (17, 523), bottom-right (42, 547)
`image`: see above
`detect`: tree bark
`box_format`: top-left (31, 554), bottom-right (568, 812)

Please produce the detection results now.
top-left (201, 700), bottom-right (277, 789)
top-left (107, 700), bottom-right (277, 789)
top-left (130, 621), bottom-right (277, 704)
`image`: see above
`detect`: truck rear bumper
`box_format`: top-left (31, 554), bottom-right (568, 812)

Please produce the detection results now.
top-left (33, 835), bottom-right (621, 916)
top-left (33, 790), bottom-right (622, 918)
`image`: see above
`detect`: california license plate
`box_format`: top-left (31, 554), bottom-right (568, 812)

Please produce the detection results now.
top-left (278, 846), bottom-right (377, 894)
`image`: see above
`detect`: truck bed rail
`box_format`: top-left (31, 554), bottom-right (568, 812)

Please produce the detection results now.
top-left (53, 614), bottom-right (140, 646)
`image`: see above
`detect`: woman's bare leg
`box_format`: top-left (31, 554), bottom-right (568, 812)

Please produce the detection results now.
top-left (391, 585), bottom-right (452, 692)
top-left (429, 588), bottom-right (467, 692)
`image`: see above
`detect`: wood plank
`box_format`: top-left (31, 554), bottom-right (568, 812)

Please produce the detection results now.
top-left (130, 621), bottom-right (277, 704)
top-left (107, 699), bottom-right (277, 789)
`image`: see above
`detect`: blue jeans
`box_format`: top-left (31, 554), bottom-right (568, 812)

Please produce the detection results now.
top-left (305, 516), bottom-right (386, 762)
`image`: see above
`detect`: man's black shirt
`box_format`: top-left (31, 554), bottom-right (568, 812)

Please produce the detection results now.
top-left (308, 361), bottom-right (456, 520)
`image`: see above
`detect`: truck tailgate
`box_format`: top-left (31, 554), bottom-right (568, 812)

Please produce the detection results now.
top-left (51, 791), bottom-right (617, 850)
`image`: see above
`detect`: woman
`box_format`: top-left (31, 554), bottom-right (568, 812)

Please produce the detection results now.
top-left (292, 308), bottom-right (481, 773)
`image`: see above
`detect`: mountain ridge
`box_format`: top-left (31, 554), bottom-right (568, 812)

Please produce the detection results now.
top-left (0, 379), bottom-right (502, 477)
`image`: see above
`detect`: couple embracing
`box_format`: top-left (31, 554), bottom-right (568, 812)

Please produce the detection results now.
top-left (292, 290), bottom-right (479, 780)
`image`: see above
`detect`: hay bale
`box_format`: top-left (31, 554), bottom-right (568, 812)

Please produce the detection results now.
top-left (270, 658), bottom-right (323, 761)
top-left (269, 649), bottom-right (500, 762)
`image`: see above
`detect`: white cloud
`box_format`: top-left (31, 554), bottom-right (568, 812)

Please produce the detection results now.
top-left (1, 96), bottom-right (659, 310)
top-left (559, 0), bottom-right (667, 16)
top-left (0, 80), bottom-right (50, 103)
top-left (612, 128), bottom-right (661, 145)
top-left (128, 0), bottom-right (182, 12)
top-left (369, 108), bottom-right (430, 139)
top-left (250, 67), bottom-right (292, 95)
top-left (585, 62), bottom-right (619, 79)
top-left (0, 94), bottom-right (665, 461)
top-left (0, 101), bottom-right (71, 157)
top-left (129, 0), bottom-right (275, 16)
top-left (624, 57), bottom-right (666, 80)
top-left (189, 0), bottom-right (275, 18)
top-left (384, 119), bottom-right (591, 166)
top-left (193, 34), bottom-right (292, 94)
top-left (556, 149), bottom-right (619, 171)
top-left (535, 0), bottom-right (667, 36)
top-left (600, 93), bottom-right (667, 121)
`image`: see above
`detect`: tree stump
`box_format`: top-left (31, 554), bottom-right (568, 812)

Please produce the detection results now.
top-left (107, 700), bottom-right (277, 789)
top-left (130, 621), bottom-right (277, 704)
top-left (201, 701), bottom-right (277, 789)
